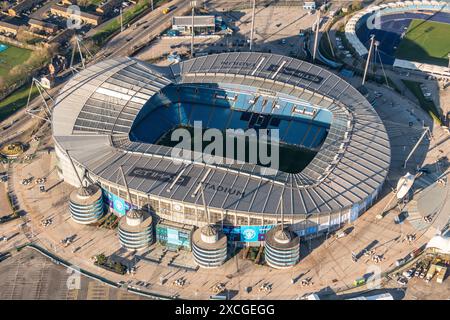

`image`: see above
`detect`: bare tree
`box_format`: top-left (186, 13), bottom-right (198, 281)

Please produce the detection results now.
top-left (0, 1), bottom-right (9, 11)
top-left (16, 26), bottom-right (34, 43)
top-left (77, 0), bottom-right (91, 8)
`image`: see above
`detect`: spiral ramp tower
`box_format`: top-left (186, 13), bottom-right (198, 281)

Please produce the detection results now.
top-left (264, 194), bottom-right (300, 269)
top-left (117, 166), bottom-right (154, 250)
top-left (192, 183), bottom-right (228, 268)
top-left (66, 150), bottom-right (104, 225)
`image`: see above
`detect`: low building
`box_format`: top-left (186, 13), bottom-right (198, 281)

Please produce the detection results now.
top-left (28, 19), bottom-right (59, 35)
top-left (50, 5), bottom-right (102, 26)
top-left (303, 1), bottom-right (316, 11)
top-left (0, 21), bottom-right (19, 36)
top-left (96, 0), bottom-right (122, 16)
top-left (426, 233), bottom-right (450, 259)
top-left (393, 59), bottom-right (450, 80)
top-left (8, 0), bottom-right (46, 17)
top-left (172, 15), bottom-right (216, 35)
top-left (155, 220), bottom-right (194, 251)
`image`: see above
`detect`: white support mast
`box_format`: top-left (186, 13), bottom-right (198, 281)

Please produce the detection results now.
top-left (249, 0), bottom-right (256, 51)
top-left (313, 9), bottom-right (321, 62)
top-left (66, 149), bottom-right (84, 187)
top-left (280, 192), bottom-right (284, 230)
top-left (119, 166), bottom-right (134, 207)
top-left (404, 127), bottom-right (431, 168)
top-left (362, 35), bottom-right (375, 86)
top-left (199, 182), bottom-right (211, 224)
top-left (69, 35), bottom-right (93, 72)
top-left (25, 78), bottom-right (54, 122)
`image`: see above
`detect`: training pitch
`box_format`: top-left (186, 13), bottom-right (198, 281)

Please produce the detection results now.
top-left (396, 19), bottom-right (450, 66)
top-left (0, 44), bottom-right (31, 78)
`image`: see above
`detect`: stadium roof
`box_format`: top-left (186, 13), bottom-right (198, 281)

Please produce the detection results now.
top-left (52, 53), bottom-right (391, 217)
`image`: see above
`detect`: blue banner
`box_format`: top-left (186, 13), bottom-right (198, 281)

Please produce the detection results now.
top-left (103, 190), bottom-right (132, 216)
top-left (223, 225), bottom-right (275, 242)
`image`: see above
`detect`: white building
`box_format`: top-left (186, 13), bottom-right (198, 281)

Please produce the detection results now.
top-left (303, 1), bottom-right (316, 11)
top-left (426, 232), bottom-right (450, 256)
top-left (172, 15), bottom-right (216, 35)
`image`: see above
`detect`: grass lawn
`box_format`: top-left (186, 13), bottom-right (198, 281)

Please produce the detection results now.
top-left (402, 79), bottom-right (441, 125)
top-left (0, 44), bottom-right (32, 78)
top-left (396, 19), bottom-right (450, 67)
top-left (0, 84), bottom-right (38, 122)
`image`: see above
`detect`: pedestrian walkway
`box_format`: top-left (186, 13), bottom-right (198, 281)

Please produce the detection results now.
top-left (405, 171), bottom-right (449, 232)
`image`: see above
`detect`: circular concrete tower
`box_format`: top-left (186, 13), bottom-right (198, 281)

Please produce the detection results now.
top-left (192, 224), bottom-right (228, 268)
top-left (118, 208), bottom-right (153, 250)
top-left (264, 225), bottom-right (300, 269)
top-left (69, 184), bottom-right (104, 224)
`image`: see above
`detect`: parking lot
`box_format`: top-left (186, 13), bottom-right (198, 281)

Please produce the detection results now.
top-left (0, 247), bottom-right (148, 299)
top-left (136, 5), bottom-right (316, 63)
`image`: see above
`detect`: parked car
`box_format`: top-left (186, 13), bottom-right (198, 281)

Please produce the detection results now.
top-left (397, 277), bottom-right (408, 285)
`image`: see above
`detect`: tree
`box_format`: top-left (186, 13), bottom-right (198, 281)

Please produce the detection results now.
top-left (0, 1), bottom-right (9, 11)
top-left (77, 0), bottom-right (91, 8)
top-left (350, 1), bottom-right (362, 12)
top-left (114, 262), bottom-right (124, 274)
top-left (16, 26), bottom-right (34, 44)
top-left (0, 76), bottom-right (6, 93)
top-left (96, 253), bottom-right (107, 265)
top-left (9, 64), bottom-right (29, 79)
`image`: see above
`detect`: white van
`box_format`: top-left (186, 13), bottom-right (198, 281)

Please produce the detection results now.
top-left (336, 231), bottom-right (346, 239)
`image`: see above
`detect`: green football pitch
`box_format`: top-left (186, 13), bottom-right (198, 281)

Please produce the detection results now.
top-left (396, 19), bottom-right (450, 67)
top-left (0, 44), bottom-right (32, 78)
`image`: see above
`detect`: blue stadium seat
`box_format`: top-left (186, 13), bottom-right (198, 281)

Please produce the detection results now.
top-left (208, 106), bottom-right (232, 131)
top-left (187, 104), bottom-right (213, 127)
top-left (131, 84), bottom-right (332, 148)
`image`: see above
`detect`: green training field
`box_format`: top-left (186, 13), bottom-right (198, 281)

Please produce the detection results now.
top-left (0, 44), bottom-right (32, 78)
top-left (396, 19), bottom-right (450, 67)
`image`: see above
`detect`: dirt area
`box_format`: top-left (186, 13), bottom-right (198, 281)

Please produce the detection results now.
top-left (0, 178), bottom-right (12, 218)
top-left (404, 277), bottom-right (450, 300)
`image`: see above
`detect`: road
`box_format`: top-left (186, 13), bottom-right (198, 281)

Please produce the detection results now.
top-left (0, 0), bottom-right (190, 142)
top-left (96, 0), bottom-right (191, 59)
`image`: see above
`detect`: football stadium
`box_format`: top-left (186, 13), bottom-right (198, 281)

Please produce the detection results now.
top-left (52, 53), bottom-right (391, 266)
top-left (346, 0), bottom-right (450, 76)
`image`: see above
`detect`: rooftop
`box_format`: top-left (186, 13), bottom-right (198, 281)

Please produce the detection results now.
top-left (172, 15), bottom-right (215, 27)
top-left (53, 53), bottom-right (390, 217)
